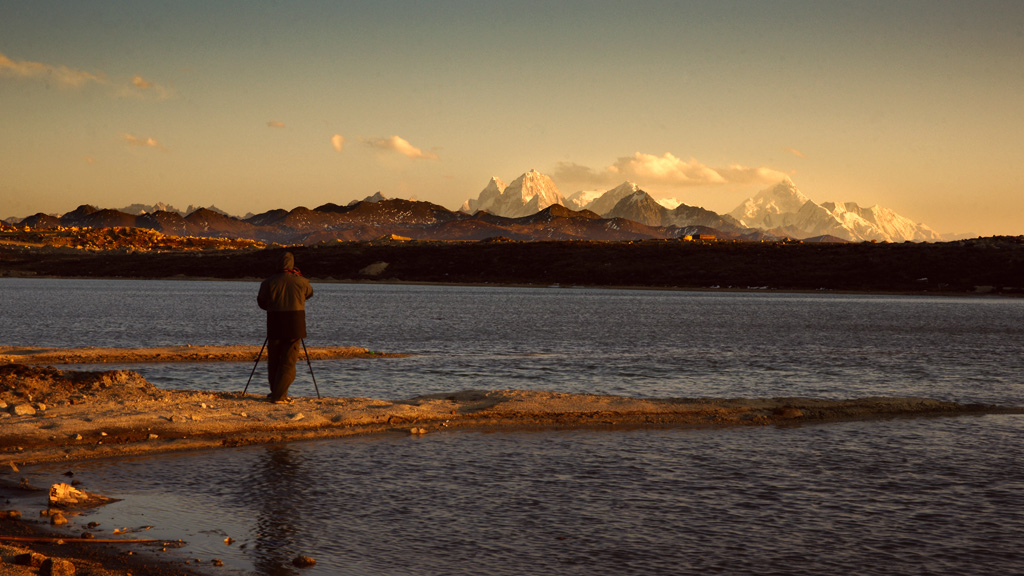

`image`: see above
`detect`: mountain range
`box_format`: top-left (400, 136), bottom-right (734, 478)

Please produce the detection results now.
top-left (10, 171), bottom-right (942, 244)
top-left (460, 172), bottom-right (940, 242)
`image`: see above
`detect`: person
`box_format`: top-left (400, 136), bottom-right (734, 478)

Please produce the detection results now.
top-left (257, 251), bottom-right (313, 403)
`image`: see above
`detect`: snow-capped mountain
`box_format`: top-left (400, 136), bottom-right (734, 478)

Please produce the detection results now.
top-left (461, 177), bottom-right (506, 213)
top-left (563, 189), bottom-right (605, 211)
top-left (579, 182), bottom-right (641, 216)
top-left (461, 170), bottom-right (564, 218)
top-left (729, 179), bottom-right (942, 242)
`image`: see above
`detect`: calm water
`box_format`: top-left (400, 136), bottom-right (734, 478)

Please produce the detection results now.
top-left (2, 278), bottom-right (1023, 575)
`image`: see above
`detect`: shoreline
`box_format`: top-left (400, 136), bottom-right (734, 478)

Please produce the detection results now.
top-left (2, 273), bottom-right (1018, 301)
top-left (4, 238), bottom-right (1024, 295)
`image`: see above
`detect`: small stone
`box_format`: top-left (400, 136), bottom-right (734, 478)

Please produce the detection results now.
top-left (50, 512), bottom-right (68, 525)
top-left (148, 434), bottom-right (159, 440)
top-left (34, 403), bottom-right (46, 411)
top-left (290, 413), bottom-right (305, 421)
top-left (224, 537), bottom-right (235, 545)
top-left (100, 432), bottom-right (108, 436)
top-left (292, 555), bottom-right (317, 567)
top-left (73, 434), bottom-right (83, 440)
top-left (81, 531), bottom-right (94, 539)
top-left (0, 510), bottom-right (22, 520)
top-left (212, 559), bottom-right (224, 566)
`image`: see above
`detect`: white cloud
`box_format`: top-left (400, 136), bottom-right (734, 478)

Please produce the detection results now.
top-left (331, 134), bottom-right (345, 152)
top-left (0, 52), bottom-right (105, 87)
top-left (554, 152), bottom-right (790, 190)
top-left (361, 135), bottom-right (438, 160)
top-left (609, 152), bottom-right (727, 185)
top-left (122, 133), bottom-right (166, 151)
top-left (715, 164), bottom-right (792, 184)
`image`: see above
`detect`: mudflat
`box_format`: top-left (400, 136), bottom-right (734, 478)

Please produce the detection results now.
top-left (2, 350), bottom-right (1020, 468)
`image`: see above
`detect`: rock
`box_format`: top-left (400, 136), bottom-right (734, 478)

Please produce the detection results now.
top-left (41, 557), bottom-right (76, 576)
top-left (292, 555), bottom-right (317, 567)
top-left (147, 433), bottom-right (159, 440)
top-left (212, 559), bottom-right (224, 566)
top-left (48, 482), bottom-right (118, 508)
top-left (290, 413), bottom-right (305, 421)
top-left (359, 261), bottom-right (389, 276)
top-left (0, 400), bottom-right (7, 409)
top-left (10, 403), bottom-right (36, 416)
top-left (50, 512), bottom-right (68, 525)
top-left (34, 402), bottom-right (47, 411)
top-left (13, 552), bottom-right (46, 567)
top-left (0, 510), bottom-right (22, 519)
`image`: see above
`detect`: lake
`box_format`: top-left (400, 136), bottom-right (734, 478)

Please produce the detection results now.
top-left (2, 278), bottom-right (1023, 575)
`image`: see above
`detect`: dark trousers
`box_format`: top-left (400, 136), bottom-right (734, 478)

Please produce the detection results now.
top-left (267, 338), bottom-right (302, 401)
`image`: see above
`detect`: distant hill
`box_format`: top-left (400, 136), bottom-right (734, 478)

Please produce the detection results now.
top-left (14, 199), bottom-right (761, 244)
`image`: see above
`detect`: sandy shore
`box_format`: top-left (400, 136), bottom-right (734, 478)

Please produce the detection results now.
top-left (2, 349), bottom-right (1022, 575)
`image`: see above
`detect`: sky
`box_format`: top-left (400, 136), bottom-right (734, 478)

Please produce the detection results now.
top-left (1, 1), bottom-right (1022, 236)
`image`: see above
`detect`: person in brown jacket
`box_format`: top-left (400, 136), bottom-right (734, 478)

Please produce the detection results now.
top-left (257, 251), bottom-right (314, 403)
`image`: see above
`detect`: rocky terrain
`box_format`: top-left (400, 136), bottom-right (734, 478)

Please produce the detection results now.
top-left (2, 226), bottom-right (1023, 294)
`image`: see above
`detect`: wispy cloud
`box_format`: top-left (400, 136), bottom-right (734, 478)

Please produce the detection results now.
top-left (783, 147), bottom-right (806, 159)
top-left (554, 152), bottom-right (789, 189)
top-left (331, 134), bottom-right (345, 152)
top-left (361, 135), bottom-right (438, 160)
top-left (122, 133), bottom-right (166, 151)
top-left (268, 120), bottom-right (286, 129)
top-left (0, 52), bottom-right (105, 87)
top-left (122, 74), bottom-right (172, 99)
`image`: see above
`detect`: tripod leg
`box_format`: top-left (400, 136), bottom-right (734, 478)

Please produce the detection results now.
top-left (301, 339), bottom-right (320, 399)
top-left (243, 337), bottom-right (268, 395)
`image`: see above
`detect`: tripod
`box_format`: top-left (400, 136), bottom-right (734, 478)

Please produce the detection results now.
top-left (243, 337), bottom-right (321, 399)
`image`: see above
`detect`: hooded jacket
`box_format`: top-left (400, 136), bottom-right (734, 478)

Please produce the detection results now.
top-left (257, 252), bottom-right (314, 339)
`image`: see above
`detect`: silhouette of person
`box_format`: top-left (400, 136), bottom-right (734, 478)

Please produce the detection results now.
top-left (257, 251), bottom-right (313, 403)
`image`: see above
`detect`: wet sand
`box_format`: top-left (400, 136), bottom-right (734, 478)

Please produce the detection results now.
top-left (2, 348), bottom-right (1022, 575)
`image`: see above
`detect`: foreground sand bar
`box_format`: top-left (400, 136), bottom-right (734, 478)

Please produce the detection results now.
top-left (2, 349), bottom-right (1022, 467)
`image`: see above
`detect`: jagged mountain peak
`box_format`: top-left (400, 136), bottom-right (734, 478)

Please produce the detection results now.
top-left (583, 181), bottom-right (643, 216)
top-left (462, 170), bottom-right (564, 218)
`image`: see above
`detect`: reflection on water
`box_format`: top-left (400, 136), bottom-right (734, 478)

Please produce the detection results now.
top-left (250, 446), bottom-right (306, 576)
top-left (22, 415), bottom-right (1024, 576)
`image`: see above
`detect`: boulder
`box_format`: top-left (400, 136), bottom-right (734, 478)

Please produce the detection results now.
top-left (48, 483), bottom-right (118, 508)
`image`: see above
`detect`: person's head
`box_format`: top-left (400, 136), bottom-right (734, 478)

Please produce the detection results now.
top-left (279, 251), bottom-right (295, 271)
